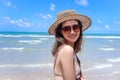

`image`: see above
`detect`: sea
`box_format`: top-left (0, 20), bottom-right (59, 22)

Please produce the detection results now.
top-left (0, 32), bottom-right (120, 80)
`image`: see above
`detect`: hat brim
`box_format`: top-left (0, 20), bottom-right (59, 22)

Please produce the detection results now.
top-left (49, 14), bottom-right (91, 35)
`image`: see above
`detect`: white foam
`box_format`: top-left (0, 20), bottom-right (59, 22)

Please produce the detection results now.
top-left (99, 48), bottom-right (115, 51)
top-left (109, 40), bottom-right (114, 42)
top-left (113, 71), bottom-right (120, 74)
top-left (107, 57), bottom-right (120, 63)
top-left (1, 34), bottom-right (120, 38)
top-left (83, 64), bottom-right (112, 72)
top-left (1, 47), bottom-right (24, 51)
top-left (84, 36), bottom-right (120, 39)
top-left (27, 35), bottom-right (53, 38)
top-left (19, 40), bottom-right (42, 44)
top-left (0, 34), bottom-right (53, 38)
top-left (39, 38), bottom-right (48, 40)
top-left (94, 64), bottom-right (112, 69)
top-left (0, 63), bottom-right (53, 68)
top-left (0, 34), bottom-right (22, 37)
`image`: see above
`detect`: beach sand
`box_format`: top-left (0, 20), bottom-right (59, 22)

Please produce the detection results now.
top-left (0, 69), bottom-right (120, 80)
top-left (0, 69), bottom-right (54, 80)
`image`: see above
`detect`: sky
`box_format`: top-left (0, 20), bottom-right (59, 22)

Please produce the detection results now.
top-left (0, 0), bottom-right (120, 34)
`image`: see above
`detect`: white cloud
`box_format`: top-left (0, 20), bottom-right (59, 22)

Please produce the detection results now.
top-left (47, 14), bottom-right (52, 19)
top-left (2, 17), bottom-right (32, 27)
top-left (16, 19), bottom-right (32, 27)
top-left (4, 0), bottom-right (16, 8)
top-left (38, 13), bottom-right (52, 20)
top-left (75, 0), bottom-right (88, 6)
top-left (105, 25), bottom-right (109, 30)
top-left (50, 3), bottom-right (55, 11)
top-left (4, 1), bottom-right (12, 7)
top-left (97, 19), bottom-right (102, 24)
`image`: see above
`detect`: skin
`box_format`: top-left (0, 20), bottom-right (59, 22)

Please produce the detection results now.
top-left (55, 20), bottom-right (81, 80)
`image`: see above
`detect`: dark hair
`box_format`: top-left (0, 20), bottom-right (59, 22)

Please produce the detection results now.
top-left (52, 20), bottom-right (83, 56)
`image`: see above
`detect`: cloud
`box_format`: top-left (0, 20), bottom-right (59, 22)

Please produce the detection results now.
top-left (37, 13), bottom-right (52, 20)
top-left (50, 3), bottom-right (55, 11)
top-left (3, 0), bottom-right (16, 8)
top-left (75, 0), bottom-right (88, 6)
top-left (2, 17), bottom-right (32, 27)
top-left (97, 19), bottom-right (103, 24)
top-left (47, 14), bottom-right (52, 19)
top-left (105, 25), bottom-right (109, 30)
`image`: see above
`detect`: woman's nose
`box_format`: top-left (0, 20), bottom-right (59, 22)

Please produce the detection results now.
top-left (70, 28), bottom-right (75, 34)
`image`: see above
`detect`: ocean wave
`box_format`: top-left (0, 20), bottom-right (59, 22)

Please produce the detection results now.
top-left (39, 38), bottom-right (48, 40)
top-left (0, 63), bottom-right (53, 68)
top-left (99, 48), bottom-right (115, 51)
top-left (1, 47), bottom-right (24, 51)
top-left (84, 36), bottom-right (120, 39)
top-left (19, 40), bottom-right (42, 44)
top-left (113, 71), bottom-right (120, 74)
top-left (108, 40), bottom-right (114, 42)
top-left (0, 34), bottom-right (120, 39)
top-left (0, 34), bottom-right (53, 38)
top-left (107, 57), bottom-right (120, 63)
top-left (83, 64), bottom-right (112, 72)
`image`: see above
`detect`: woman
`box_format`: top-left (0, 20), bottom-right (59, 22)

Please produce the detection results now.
top-left (48, 10), bottom-right (91, 80)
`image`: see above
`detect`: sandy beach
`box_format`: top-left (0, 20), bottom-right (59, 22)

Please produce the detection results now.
top-left (0, 69), bottom-right (53, 80)
top-left (0, 67), bottom-right (120, 80)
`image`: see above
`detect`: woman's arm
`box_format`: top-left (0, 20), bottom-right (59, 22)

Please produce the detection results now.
top-left (59, 45), bottom-right (75, 80)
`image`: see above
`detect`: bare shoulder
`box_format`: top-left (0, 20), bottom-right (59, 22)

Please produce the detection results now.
top-left (60, 45), bottom-right (74, 54)
top-left (58, 45), bottom-right (74, 60)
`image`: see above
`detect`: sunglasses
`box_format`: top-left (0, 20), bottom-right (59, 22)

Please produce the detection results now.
top-left (61, 24), bottom-right (80, 34)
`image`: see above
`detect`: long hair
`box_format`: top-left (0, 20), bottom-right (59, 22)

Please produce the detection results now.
top-left (52, 20), bottom-right (83, 56)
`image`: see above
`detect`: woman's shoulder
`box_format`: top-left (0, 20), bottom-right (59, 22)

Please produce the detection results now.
top-left (59, 44), bottom-right (74, 52)
top-left (58, 44), bottom-right (74, 59)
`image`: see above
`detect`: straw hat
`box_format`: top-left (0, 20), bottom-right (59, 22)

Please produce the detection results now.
top-left (48, 9), bottom-right (92, 35)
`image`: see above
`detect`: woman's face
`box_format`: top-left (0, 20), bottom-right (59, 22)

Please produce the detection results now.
top-left (61, 20), bottom-right (80, 45)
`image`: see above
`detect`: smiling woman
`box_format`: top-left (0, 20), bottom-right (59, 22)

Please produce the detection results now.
top-left (48, 9), bottom-right (91, 80)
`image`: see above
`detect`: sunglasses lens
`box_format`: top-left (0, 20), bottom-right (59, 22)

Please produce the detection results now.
top-left (62, 24), bottom-right (80, 34)
top-left (73, 24), bottom-right (80, 32)
top-left (62, 26), bottom-right (71, 34)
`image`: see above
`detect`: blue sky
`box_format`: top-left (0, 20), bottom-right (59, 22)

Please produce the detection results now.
top-left (0, 0), bottom-right (120, 34)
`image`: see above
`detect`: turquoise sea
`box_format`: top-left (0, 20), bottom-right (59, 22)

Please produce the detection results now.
top-left (0, 32), bottom-right (120, 80)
